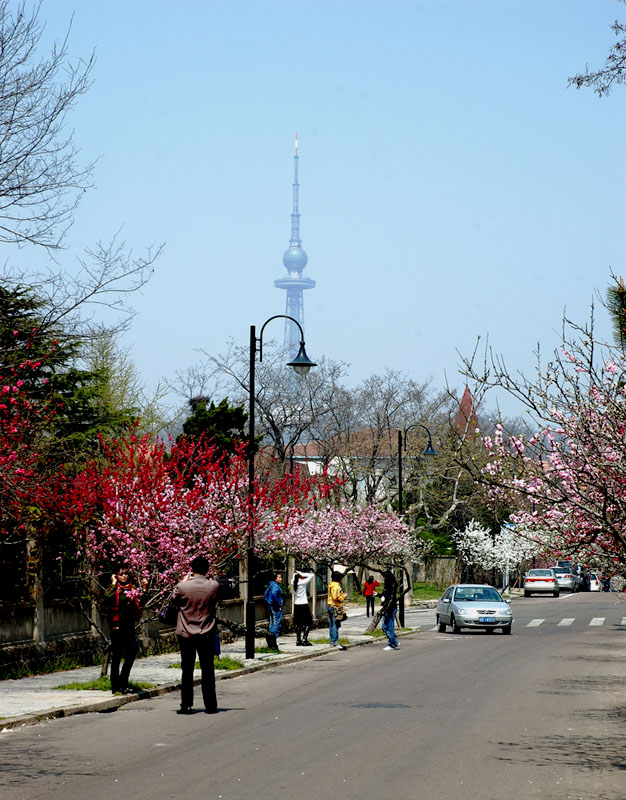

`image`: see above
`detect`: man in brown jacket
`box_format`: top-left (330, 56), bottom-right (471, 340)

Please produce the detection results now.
top-left (172, 555), bottom-right (220, 715)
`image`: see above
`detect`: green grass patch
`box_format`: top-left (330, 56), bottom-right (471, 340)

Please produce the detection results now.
top-left (309, 636), bottom-right (350, 645)
top-left (254, 646), bottom-right (282, 654)
top-left (53, 677), bottom-right (155, 692)
top-left (1, 653), bottom-right (104, 681)
top-left (412, 581), bottom-right (445, 600)
top-left (365, 627), bottom-right (412, 637)
top-left (215, 655), bottom-right (244, 670)
top-left (169, 656), bottom-right (245, 670)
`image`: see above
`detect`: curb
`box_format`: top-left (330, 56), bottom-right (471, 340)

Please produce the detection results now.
top-left (0, 628), bottom-right (420, 731)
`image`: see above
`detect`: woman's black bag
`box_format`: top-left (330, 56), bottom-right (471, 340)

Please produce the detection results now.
top-left (158, 597), bottom-right (179, 626)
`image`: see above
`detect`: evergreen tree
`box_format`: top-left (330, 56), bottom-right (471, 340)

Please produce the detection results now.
top-left (606, 274), bottom-right (626, 352)
top-left (0, 284), bottom-right (137, 465)
top-left (178, 396), bottom-right (249, 457)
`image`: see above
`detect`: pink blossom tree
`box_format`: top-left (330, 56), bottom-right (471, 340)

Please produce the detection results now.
top-left (461, 300), bottom-right (626, 571)
top-left (257, 500), bottom-right (413, 570)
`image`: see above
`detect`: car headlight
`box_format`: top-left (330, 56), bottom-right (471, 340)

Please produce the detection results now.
top-left (500, 609), bottom-right (513, 616)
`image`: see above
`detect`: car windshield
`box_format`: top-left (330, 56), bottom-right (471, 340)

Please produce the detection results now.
top-left (553, 569), bottom-right (568, 575)
top-left (529, 570), bottom-right (552, 576)
top-left (453, 587), bottom-right (502, 602)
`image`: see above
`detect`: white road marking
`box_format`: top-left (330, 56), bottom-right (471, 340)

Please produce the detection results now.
top-left (589, 617), bottom-right (605, 626)
top-left (558, 618), bottom-right (575, 626)
top-left (527, 619), bottom-right (544, 627)
top-left (621, 618), bottom-right (626, 626)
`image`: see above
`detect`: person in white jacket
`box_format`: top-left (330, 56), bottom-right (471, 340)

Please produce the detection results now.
top-left (292, 570), bottom-right (315, 646)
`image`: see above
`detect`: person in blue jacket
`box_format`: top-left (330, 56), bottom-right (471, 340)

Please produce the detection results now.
top-left (264, 572), bottom-right (284, 650)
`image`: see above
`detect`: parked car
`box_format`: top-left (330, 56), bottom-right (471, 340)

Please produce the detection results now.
top-left (589, 573), bottom-right (601, 592)
top-left (436, 584), bottom-right (513, 634)
top-left (523, 568), bottom-right (560, 597)
top-left (552, 566), bottom-right (580, 593)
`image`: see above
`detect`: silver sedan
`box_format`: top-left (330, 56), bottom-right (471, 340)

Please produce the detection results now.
top-left (436, 584), bottom-right (513, 634)
top-left (552, 567), bottom-right (579, 593)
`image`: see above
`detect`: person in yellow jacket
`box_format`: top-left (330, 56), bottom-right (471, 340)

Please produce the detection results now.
top-left (327, 571), bottom-right (347, 650)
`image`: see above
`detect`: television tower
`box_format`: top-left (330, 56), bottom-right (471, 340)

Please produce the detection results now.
top-left (274, 134), bottom-right (315, 357)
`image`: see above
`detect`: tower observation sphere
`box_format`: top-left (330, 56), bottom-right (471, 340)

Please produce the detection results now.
top-left (282, 245), bottom-right (308, 272)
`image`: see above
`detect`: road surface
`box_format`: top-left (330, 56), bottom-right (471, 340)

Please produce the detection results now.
top-left (2, 592), bottom-right (625, 800)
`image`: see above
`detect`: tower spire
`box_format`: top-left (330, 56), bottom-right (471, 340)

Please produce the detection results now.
top-left (274, 134), bottom-right (316, 358)
top-left (290, 133), bottom-right (301, 246)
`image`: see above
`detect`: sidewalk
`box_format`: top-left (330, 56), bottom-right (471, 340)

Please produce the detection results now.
top-left (0, 602), bottom-right (437, 731)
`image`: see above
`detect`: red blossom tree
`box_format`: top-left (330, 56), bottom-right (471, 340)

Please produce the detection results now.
top-left (57, 433), bottom-right (339, 616)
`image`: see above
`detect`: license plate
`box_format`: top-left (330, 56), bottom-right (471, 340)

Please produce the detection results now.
top-left (479, 616), bottom-right (495, 623)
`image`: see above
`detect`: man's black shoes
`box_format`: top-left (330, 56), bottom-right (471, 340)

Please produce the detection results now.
top-left (177, 706), bottom-right (193, 715)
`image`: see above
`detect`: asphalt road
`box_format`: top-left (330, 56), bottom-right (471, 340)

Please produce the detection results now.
top-left (2, 593), bottom-right (625, 800)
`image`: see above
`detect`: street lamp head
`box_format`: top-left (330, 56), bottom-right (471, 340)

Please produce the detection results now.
top-left (422, 440), bottom-right (437, 457)
top-left (287, 342), bottom-right (317, 376)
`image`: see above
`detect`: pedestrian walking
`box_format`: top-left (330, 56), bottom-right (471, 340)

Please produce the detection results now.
top-left (327, 570), bottom-right (347, 650)
top-left (264, 572), bottom-right (284, 651)
top-left (380, 569), bottom-right (399, 651)
top-left (172, 555), bottom-right (220, 715)
top-left (362, 575), bottom-right (381, 617)
top-left (292, 569), bottom-right (315, 646)
top-left (105, 564), bottom-right (146, 694)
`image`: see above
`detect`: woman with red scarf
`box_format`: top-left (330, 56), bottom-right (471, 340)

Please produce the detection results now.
top-left (106, 565), bottom-right (144, 694)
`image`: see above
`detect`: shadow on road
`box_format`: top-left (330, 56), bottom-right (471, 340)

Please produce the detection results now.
top-left (0, 739), bottom-right (100, 786)
top-left (494, 732), bottom-right (626, 772)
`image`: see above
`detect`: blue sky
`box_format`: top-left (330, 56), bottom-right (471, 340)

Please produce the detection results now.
top-left (15, 0), bottom-right (626, 418)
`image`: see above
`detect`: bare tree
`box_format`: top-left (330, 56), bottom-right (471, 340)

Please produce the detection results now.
top-left (0, 234), bottom-right (163, 340)
top-left (83, 330), bottom-right (172, 436)
top-left (0, 0), bottom-right (95, 248)
top-left (568, 0), bottom-right (626, 97)
top-left (176, 339), bottom-right (349, 467)
top-left (309, 369), bottom-right (443, 505)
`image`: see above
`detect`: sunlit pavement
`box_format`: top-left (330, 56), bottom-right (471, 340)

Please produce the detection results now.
top-left (0, 602), bottom-right (437, 728)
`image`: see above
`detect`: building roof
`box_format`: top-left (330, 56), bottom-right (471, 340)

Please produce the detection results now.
top-left (454, 385), bottom-right (478, 441)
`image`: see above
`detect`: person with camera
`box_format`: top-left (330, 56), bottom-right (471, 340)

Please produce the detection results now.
top-left (172, 555), bottom-right (220, 715)
top-left (327, 571), bottom-right (347, 650)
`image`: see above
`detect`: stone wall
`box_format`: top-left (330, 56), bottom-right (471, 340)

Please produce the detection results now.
top-left (413, 556), bottom-right (459, 586)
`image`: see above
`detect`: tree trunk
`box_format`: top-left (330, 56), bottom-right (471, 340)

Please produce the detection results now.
top-left (26, 527), bottom-right (44, 642)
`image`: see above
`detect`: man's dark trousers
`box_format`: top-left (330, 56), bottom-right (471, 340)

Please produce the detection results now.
top-left (178, 632), bottom-right (216, 711)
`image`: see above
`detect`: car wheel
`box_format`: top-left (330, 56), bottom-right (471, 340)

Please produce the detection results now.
top-left (524, 590), bottom-right (530, 597)
top-left (502, 624), bottom-right (512, 635)
top-left (436, 615), bottom-right (446, 633)
top-left (450, 614), bottom-right (461, 634)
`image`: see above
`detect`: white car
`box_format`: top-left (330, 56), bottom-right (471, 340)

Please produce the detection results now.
top-left (523, 568), bottom-right (560, 597)
top-left (589, 573), bottom-right (601, 592)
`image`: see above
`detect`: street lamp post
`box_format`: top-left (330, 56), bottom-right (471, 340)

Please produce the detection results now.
top-left (397, 424), bottom-right (437, 627)
top-left (245, 315), bottom-right (316, 659)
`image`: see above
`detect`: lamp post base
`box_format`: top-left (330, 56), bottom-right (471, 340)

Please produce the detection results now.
top-left (245, 599), bottom-right (256, 659)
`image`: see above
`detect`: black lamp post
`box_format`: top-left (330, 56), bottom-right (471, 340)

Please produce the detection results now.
top-left (245, 315), bottom-right (316, 659)
top-left (397, 423), bottom-right (437, 627)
